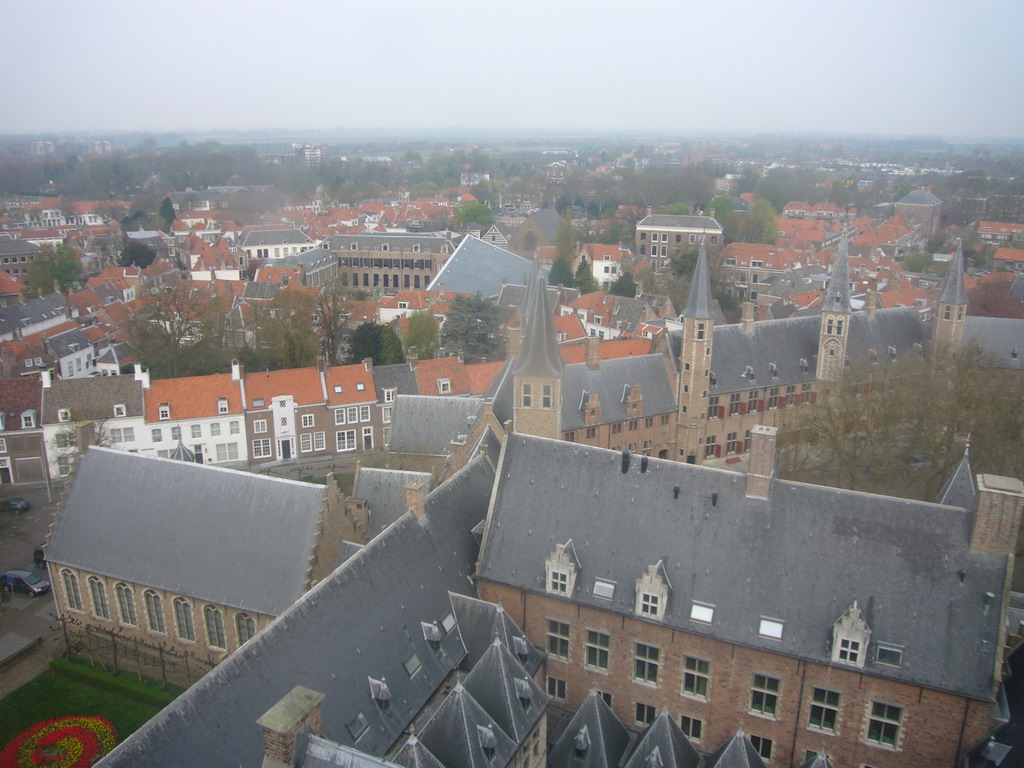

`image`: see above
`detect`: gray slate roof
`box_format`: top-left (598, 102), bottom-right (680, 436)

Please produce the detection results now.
top-left (99, 455), bottom-right (495, 768)
top-left (353, 467), bottom-right (434, 538)
top-left (449, 593), bottom-right (544, 674)
top-left (328, 233), bottom-right (451, 254)
top-left (47, 447), bottom-right (325, 615)
top-left (561, 355), bottom-right (677, 431)
top-left (462, 639), bottom-right (549, 742)
top-left (41, 375), bottom-right (145, 423)
top-left (244, 281), bottom-right (282, 300)
top-left (514, 267), bottom-right (562, 378)
top-left (373, 363), bottom-right (420, 400)
top-left (637, 214), bottom-right (723, 232)
top-left (936, 445), bottom-right (976, 510)
top-left (680, 241), bottom-right (714, 320)
top-left (478, 436), bottom-right (1007, 700)
top-left (240, 229), bottom-right (314, 248)
top-left (45, 327), bottom-right (91, 358)
top-left (548, 691), bottom-right (631, 768)
top-left (705, 731), bottom-right (768, 768)
top-left (938, 246), bottom-right (968, 306)
top-left (799, 752), bottom-right (833, 768)
top-left (390, 395), bottom-right (484, 455)
top-left (622, 712), bottom-right (700, 768)
top-left (0, 293), bottom-right (67, 337)
top-left (0, 238), bottom-right (40, 257)
top-left (428, 237), bottom-right (533, 297)
top-left (822, 236), bottom-right (851, 313)
top-left (1009, 274), bottom-right (1024, 303)
top-left (897, 189), bottom-right (942, 207)
top-left (417, 685), bottom-right (517, 768)
top-left (963, 316), bottom-right (1024, 369)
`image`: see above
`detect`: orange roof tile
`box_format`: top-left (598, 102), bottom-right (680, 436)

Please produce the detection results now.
top-left (145, 373), bottom-right (243, 422)
top-left (325, 363), bottom-right (376, 405)
top-left (558, 338), bottom-right (652, 364)
top-left (994, 247), bottom-right (1024, 264)
top-left (464, 361), bottom-right (503, 395)
top-left (553, 314), bottom-right (586, 341)
top-left (244, 367), bottom-right (325, 407)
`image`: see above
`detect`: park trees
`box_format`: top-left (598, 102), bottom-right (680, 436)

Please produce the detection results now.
top-left (26, 244), bottom-right (83, 294)
top-left (744, 199), bottom-right (778, 244)
top-left (121, 240), bottom-right (156, 268)
top-left (347, 323), bottom-right (405, 366)
top-left (404, 311), bottom-right (438, 359)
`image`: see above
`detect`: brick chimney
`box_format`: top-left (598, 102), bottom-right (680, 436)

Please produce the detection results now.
top-left (407, 346), bottom-right (418, 368)
top-left (746, 425), bottom-right (777, 499)
top-left (970, 475), bottom-right (1024, 556)
top-left (585, 336), bottom-right (600, 370)
top-left (231, 358), bottom-right (243, 382)
top-left (257, 686), bottom-right (325, 768)
top-left (741, 301), bottom-right (755, 332)
top-left (362, 357), bottom-right (373, 372)
top-left (866, 290), bottom-right (878, 320)
top-left (405, 480), bottom-right (427, 520)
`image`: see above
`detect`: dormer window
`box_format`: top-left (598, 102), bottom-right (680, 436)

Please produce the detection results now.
top-left (368, 677), bottom-right (391, 711)
top-left (545, 540), bottom-right (578, 596)
top-left (158, 403), bottom-right (170, 421)
top-left (113, 403), bottom-right (126, 417)
top-left (635, 561), bottom-right (670, 621)
top-left (58, 409), bottom-right (71, 422)
top-left (21, 411), bottom-right (35, 429)
top-left (832, 600), bottom-right (871, 668)
top-left (218, 398), bottom-right (228, 415)
top-left (438, 378), bottom-right (451, 394)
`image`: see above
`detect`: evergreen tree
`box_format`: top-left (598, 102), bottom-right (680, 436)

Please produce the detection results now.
top-left (159, 197), bottom-right (177, 231)
top-left (439, 294), bottom-right (501, 363)
top-left (121, 240), bottom-right (156, 268)
top-left (574, 260), bottom-right (599, 294)
top-left (548, 255), bottom-right (575, 287)
top-left (610, 271), bottom-right (638, 298)
top-left (549, 207), bottom-right (577, 287)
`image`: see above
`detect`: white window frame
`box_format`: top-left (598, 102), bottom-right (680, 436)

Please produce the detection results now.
top-left (217, 398), bottom-right (229, 415)
top-left (253, 419), bottom-right (268, 434)
top-left (359, 405), bottom-right (370, 422)
top-left (301, 413), bottom-right (315, 428)
top-left (336, 430), bottom-right (356, 452)
top-left (252, 439), bottom-right (272, 458)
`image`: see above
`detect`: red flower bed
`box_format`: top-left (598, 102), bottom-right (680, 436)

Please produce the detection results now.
top-left (0, 716), bottom-right (117, 768)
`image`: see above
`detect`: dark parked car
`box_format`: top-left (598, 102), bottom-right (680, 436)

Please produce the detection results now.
top-left (2, 569), bottom-right (49, 596)
top-left (2, 497), bottom-right (30, 513)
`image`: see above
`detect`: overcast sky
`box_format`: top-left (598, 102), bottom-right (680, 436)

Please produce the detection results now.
top-left (2, 0), bottom-right (1022, 139)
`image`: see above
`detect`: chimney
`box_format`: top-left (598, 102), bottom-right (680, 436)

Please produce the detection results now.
top-left (970, 475), bottom-right (1024, 556)
top-left (407, 346), bottom-right (418, 368)
top-left (40, 369), bottom-right (52, 389)
top-left (866, 290), bottom-right (878, 320)
top-left (585, 336), bottom-right (600, 370)
top-left (405, 480), bottom-right (426, 520)
top-left (508, 324), bottom-right (522, 357)
top-left (362, 357), bottom-right (373, 372)
top-left (746, 425), bottom-right (778, 499)
top-left (741, 301), bottom-right (755, 332)
top-left (231, 358), bottom-right (243, 381)
top-left (257, 686), bottom-right (325, 768)
top-left (133, 363), bottom-right (150, 389)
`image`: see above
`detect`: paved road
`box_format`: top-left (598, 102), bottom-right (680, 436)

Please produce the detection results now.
top-left (0, 485), bottom-right (63, 697)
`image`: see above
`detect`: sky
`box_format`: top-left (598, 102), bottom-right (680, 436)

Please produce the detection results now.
top-left (2, 0), bottom-right (1023, 140)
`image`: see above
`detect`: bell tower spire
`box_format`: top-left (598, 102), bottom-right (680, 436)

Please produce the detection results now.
top-left (934, 242), bottom-right (968, 355)
top-left (676, 239), bottom-right (715, 464)
top-left (513, 264), bottom-right (563, 439)
top-left (816, 230), bottom-right (852, 382)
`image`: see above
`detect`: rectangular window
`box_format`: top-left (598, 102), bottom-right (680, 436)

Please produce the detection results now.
top-left (253, 419), bottom-right (268, 434)
top-left (867, 702), bottom-right (902, 747)
top-left (151, 428), bottom-right (163, 443)
top-left (547, 619), bottom-right (569, 659)
top-left (218, 398), bottom-right (228, 414)
top-left (549, 570), bottom-right (568, 593)
top-left (300, 433), bottom-right (313, 452)
top-left (726, 432), bottom-right (738, 454)
top-left (382, 406), bottom-right (393, 424)
top-left (301, 413), bottom-right (315, 428)
top-left (690, 602), bottom-right (714, 623)
top-left (215, 443), bottom-right (239, 462)
top-left (680, 715), bottom-right (702, 742)
top-left (334, 409), bottom-right (346, 425)
top-left (210, 422), bottom-right (221, 437)
top-left (750, 736), bottom-right (772, 761)
top-left (634, 643), bottom-right (659, 684)
top-left (360, 406), bottom-right (371, 422)
top-left (809, 688), bottom-right (840, 732)
top-left (640, 592), bottom-right (659, 616)
top-left (230, 421), bottom-right (240, 434)
top-left (252, 439), bottom-right (272, 458)
top-left (585, 427), bottom-right (596, 439)
top-left (683, 656), bottom-right (710, 698)
top-left (158, 405), bottom-right (170, 420)
top-left (347, 407), bottom-right (358, 423)
top-left (876, 645), bottom-right (903, 667)
top-left (336, 430), bottom-right (356, 452)
top-left (750, 674), bottom-right (780, 716)
top-left (729, 393), bottom-right (741, 415)
top-left (786, 384), bottom-right (796, 406)
top-left (707, 395), bottom-right (720, 419)
top-left (768, 387), bottom-right (780, 409)
top-left (635, 703), bottom-right (656, 727)
top-left (546, 677), bottom-right (566, 699)
top-left (585, 630), bottom-right (610, 669)
top-left (191, 424), bottom-right (202, 439)
top-left (313, 432), bottom-right (326, 451)
top-left (542, 384), bottom-right (552, 408)
top-left (593, 579), bottom-right (615, 599)
top-left (403, 652), bottom-right (422, 677)
top-left (611, 423), bottom-right (622, 435)
top-left (522, 383), bottom-right (532, 407)
top-left (759, 618), bottom-right (784, 639)
top-left (839, 637), bottom-right (860, 663)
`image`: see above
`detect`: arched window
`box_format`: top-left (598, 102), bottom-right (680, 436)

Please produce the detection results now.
top-left (204, 606), bottom-right (226, 649)
top-left (173, 598), bottom-right (195, 642)
top-left (115, 583), bottom-right (137, 626)
top-left (237, 613), bottom-right (256, 645)
top-left (88, 576), bottom-right (109, 620)
top-left (61, 570), bottom-right (82, 612)
top-left (144, 590), bottom-right (165, 634)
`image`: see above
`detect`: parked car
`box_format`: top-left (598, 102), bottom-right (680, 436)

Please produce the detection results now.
top-left (2, 569), bottom-right (49, 596)
top-left (3, 497), bottom-right (30, 513)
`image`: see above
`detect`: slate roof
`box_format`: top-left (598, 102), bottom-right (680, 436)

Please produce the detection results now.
top-left (372, 362), bottom-right (420, 400)
top-left (392, 737), bottom-right (445, 768)
top-left (514, 266), bottom-right (562, 378)
top-left (461, 639), bottom-right (550, 742)
top-left (41, 375), bottom-right (145, 423)
top-left (0, 293), bottom-right (67, 337)
top-left (478, 436), bottom-right (1007, 700)
top-left (98, 455), bottom-right (495, 768)
top-left (47, 447), bottom-right (325, 616)
top-left (45, 327), bottom-right (91, 358)
top-left (680, 241), bottom-right (714, 320)
top-left (822, 235), bottom-right (851, 313)
top-left (897, 189), bottom-right (943, 207)
top-left (244, 281), bottom-right (281, 300)
top-left (327, 233), bottom-right (452, 253)
top-left (0, 238), bottom-right (40, 257)
top-left (449, 594), bottom-right (544, 675)
top-left (389, 395), bottom-right (483, 455)
top-left (637, 214), bottom-right (723, 232)
top-left (239, 229), bottom-right (314, 248)
top-left (561, 355), bottom-right (677, 430)
top-left (428, 237), bottom-right (533, 297)
top-left (353, 467), bottom-right (434, 538)
top-left (622, 712), bottom-right (700, 768)
top-left (798, 751), bottom-right (833, 768)
top-left (417, 685), bottom-right (517, 768)
top-left (704, 731), bottom-right (768, 768)
top-left (938, 245), bottom-right (968, 306)
top-left (1009, 274), bottom-right (1024, 303)
top-left (936, 445), bottom-right (976, 510)
top-left (963, 317), bottom-right (1024, 369)
top-left (548, 691), bottom-right (631, 768)
top-left (666, 308), bottom-right (928, 394)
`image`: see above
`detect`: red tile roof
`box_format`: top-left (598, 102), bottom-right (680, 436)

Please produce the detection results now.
top-left (325, 363), bottom-right (376, 405)
top-left (145, 374), bottom-right (243, 422)
top-left (245, 367), bottom-right (325, 407)
top-left (559, 338), bottom-right (652, 363)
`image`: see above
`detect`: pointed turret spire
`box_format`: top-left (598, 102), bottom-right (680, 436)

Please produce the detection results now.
top-left (681, 239), bottom-right (714, 320)
top-left (938, 241), bottom-right (968, 306)
top-left (936, 440), bottom-right (976, 510)
top-left (514, 264), bottom-right (562, 378)
top-left (823, 229), bottom-right (851, 313)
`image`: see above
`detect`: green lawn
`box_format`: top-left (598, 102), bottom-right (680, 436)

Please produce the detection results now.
top-left (0, 669), bottom-right (163, 751)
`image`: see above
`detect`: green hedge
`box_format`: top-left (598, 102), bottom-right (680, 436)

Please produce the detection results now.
top-left (50, 659), bottom-right (179, 708)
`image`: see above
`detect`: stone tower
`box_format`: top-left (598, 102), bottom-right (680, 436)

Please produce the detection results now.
top-left (676, 240), bottom-right (715, 464)
top-left (513, 266), bottom-right (563, 439)
top-left (934, 243), bottom-right (968, 356)
top-left (816, 232), bottom-right (852, 382)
